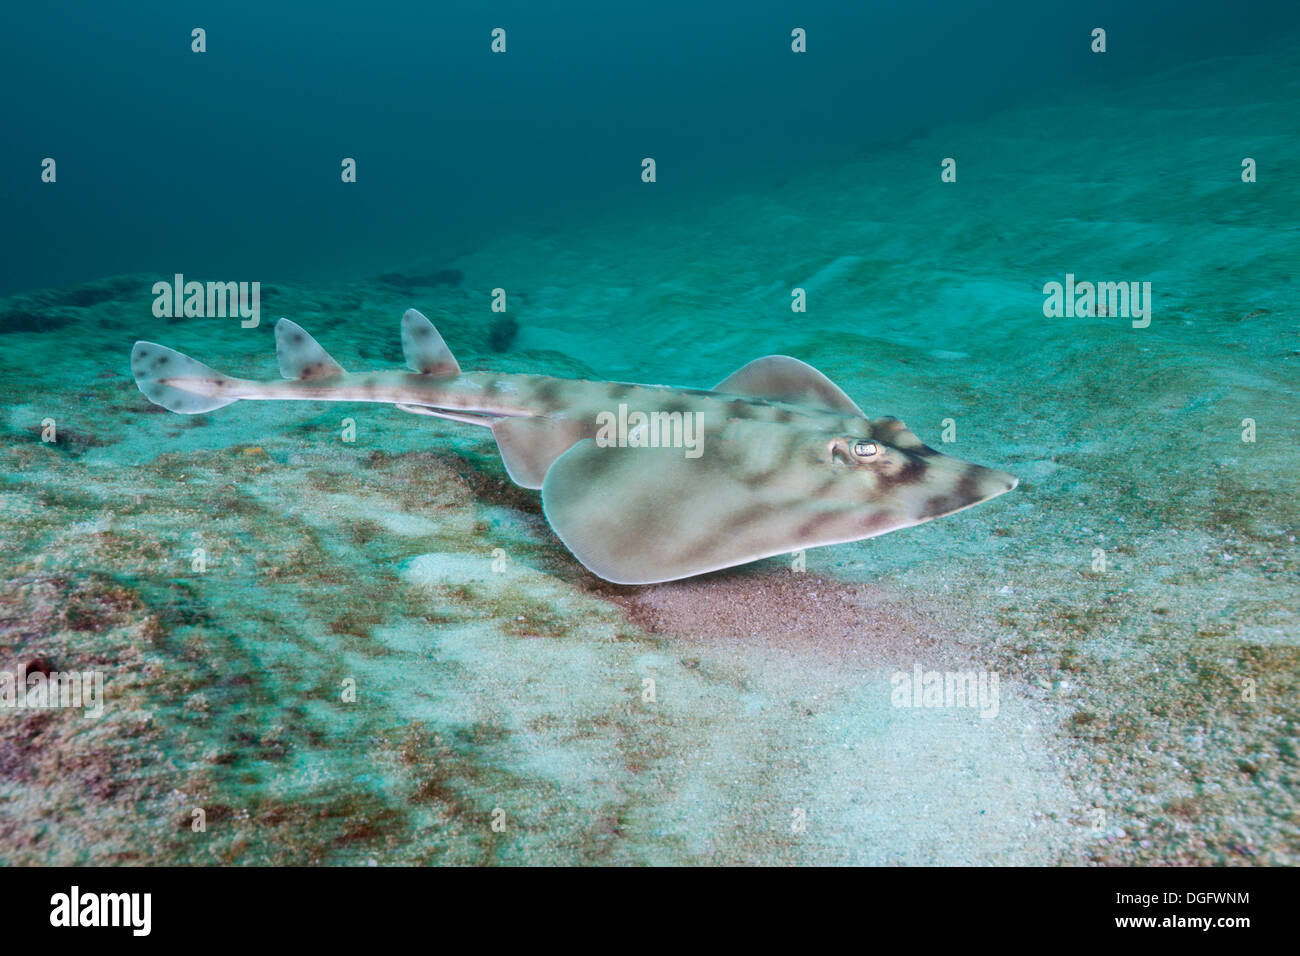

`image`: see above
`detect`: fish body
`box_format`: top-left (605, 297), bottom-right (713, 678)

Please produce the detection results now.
top-left (131, 310), bottom-right (1017, 584)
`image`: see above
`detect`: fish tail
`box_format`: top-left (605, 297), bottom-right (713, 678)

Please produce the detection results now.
top-left (130, 341), bottom-right (245, 413)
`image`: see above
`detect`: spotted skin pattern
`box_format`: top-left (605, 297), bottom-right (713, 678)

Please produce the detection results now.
top-left (132, 310), bottom-right (1017, 584)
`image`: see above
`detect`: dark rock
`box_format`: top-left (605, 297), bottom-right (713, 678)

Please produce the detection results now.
top-left (488, 315), bottom-right (519, 352)
top-left (22, 658), bottom-right (53, 678)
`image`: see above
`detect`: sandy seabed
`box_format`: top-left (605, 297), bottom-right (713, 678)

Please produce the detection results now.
top-left (1, 43), bottom-right (1297, 865)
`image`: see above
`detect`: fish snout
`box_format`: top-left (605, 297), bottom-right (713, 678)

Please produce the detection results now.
top-left (907, 454), bottom-right (1018, 521)
top-left (984, 466), bottom-right (1019, 496)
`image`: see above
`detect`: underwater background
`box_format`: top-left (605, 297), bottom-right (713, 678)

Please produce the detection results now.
top-left (2, 1), bottom-right (1298, 864)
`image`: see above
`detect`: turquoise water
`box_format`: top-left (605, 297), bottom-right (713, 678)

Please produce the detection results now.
top-left (1, 5), bottom-right (1297, 864)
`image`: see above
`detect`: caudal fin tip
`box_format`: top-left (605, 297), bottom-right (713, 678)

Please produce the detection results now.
top-left (130, 340), bottom-right (173, 377)
top-left (129, 341), bottom-right (238, 414)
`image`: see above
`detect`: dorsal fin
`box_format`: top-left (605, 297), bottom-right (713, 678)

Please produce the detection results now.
top-left (401, 309), bottom-right (460, 376)
top-left (713, 355), bottom-right (865, 417)
top-left (275, 318), bottom-right (344, 381)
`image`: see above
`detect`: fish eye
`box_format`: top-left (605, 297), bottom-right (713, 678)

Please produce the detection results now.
top-left (852, 440), bottom-right (879, 459)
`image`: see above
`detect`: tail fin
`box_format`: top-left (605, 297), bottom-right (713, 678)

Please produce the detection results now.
top-left (131, 341), bottom-right (240, 414)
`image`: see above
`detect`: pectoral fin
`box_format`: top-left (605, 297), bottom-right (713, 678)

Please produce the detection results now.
top-left (540, 420), bottom-right (1017, 585)
top-left (541, 435), bottom-right (876, 584)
